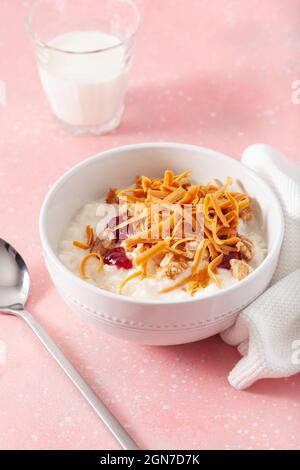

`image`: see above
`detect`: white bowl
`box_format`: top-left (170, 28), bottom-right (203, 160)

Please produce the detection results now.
top-left (39, 143), bottom-right (284, 345)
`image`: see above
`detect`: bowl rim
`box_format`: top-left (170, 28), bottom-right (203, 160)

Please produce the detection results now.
top-left (39, 142), bottom-right (284, 305)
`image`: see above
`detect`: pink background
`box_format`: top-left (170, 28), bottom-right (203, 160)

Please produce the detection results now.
top-left (0, 0), bottom-right (300, 450)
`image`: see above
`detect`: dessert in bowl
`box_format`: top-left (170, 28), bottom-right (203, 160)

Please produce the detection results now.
top-left (40, 143), bottom-right (284, 345)
top-left (59, 171), bottom-right (267, 300)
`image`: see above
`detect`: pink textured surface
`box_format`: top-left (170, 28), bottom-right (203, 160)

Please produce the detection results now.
top-left (0, 0), bottom-right (300, 450)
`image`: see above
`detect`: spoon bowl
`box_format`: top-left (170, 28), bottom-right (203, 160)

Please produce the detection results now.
top-left (0, 239), bottom-right (30, 313)
top-left (0, 238), bottom-right (139, 449)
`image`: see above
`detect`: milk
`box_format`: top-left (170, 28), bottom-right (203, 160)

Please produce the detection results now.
top-left (38, 31), bottom-right (130, 129)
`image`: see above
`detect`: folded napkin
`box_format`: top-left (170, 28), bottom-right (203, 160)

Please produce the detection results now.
top-left (221, 144), bottom-right (300, 389)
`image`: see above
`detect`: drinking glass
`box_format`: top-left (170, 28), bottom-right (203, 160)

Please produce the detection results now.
top-left (26, 0), bottom-right (140, 135)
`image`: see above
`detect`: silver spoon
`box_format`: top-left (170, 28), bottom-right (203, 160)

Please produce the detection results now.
top-left (0, 238), bottom-right (139, 450)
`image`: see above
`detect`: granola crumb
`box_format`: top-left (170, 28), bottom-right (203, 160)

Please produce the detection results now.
top-left (106, 188), bottom-right (119, 204)
top-left (237, 236), bottom-right (254, 261)
top-left (90, 231), bottom-right (115, 255)
top-left (184, 251), bottom-right (195, 259)
top-left (160, 252), bottom-right (174, 268)
top-left (90, 237), bottom-right (107, 256)
top-left (240, 205), bottom-right (253, 221)
top-left (230, 259), bottom-right (250, 280)
top-left (160, 260), bottom-right (188, 279)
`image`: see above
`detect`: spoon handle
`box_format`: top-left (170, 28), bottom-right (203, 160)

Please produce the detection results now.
top-left (18, 309), bottom-right (139, 450)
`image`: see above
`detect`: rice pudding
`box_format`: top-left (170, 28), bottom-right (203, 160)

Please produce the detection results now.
top-left (59, 170), bottom-right (267, 300)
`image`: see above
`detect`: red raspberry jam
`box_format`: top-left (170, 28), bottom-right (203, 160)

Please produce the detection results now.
top-left (103, 247), bottom-right (133, 270)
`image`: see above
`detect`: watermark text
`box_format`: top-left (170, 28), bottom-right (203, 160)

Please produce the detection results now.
top-left (291, 340), bottom-right (300, 365)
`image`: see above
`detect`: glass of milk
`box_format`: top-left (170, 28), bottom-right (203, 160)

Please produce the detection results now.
top-left (26, 0), bottom-right (140, 135)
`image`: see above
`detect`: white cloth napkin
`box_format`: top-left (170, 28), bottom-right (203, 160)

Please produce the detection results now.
top-left (221, 144), bottom-right (300, 389)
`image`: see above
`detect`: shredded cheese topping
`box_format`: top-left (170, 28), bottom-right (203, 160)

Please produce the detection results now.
top-left (80, 253), bottom-right (104, 279)
top-left (73, 170), bottom-right (252, 296)
top-left (73, 225), bottom-right (94, 250)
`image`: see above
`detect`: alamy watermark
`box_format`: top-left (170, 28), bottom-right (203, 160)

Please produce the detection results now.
top-left (0, 80), bottom-right (6, 105)
top-left (291, 80), bottom-right (300, 104)
top-left (95, 202), bottom-right (205, 241)
top-left (291, 340), bottom-right (300, 365)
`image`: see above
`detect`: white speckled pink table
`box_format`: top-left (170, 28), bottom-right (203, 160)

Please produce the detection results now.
top-left (0, 0), bottom-right (300, 450)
